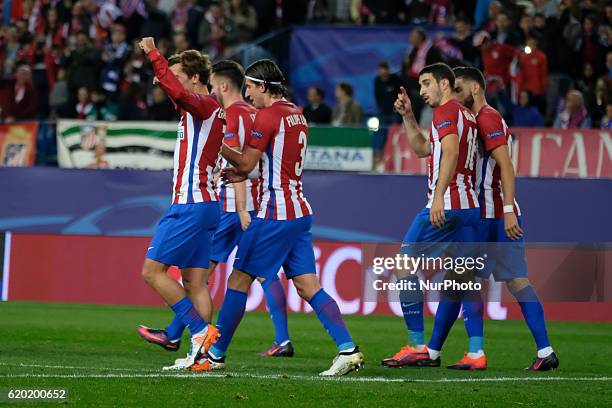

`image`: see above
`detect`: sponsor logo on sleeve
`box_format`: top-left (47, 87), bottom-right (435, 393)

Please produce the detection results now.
top-left (251, 130), bottom-right (263, 139)
top-left (224, 132), bottom-right (234, 139)
top-left (487, 130), bottom-right (503, 139)
top-left (437, 120), bottom-right (451, 130)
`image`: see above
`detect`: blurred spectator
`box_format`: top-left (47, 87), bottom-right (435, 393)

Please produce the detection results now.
top-left (117, 83), bottom-right (147, 120)
top-left (101, 23), bottom-right (131, 97)
top-left (531, 13), bottom-right (547, 41)
top-left (374, 61), bottom-right (402, 125)
top-left (403, 28), bottom-right (442, 79)
top-left (148, 86), bottom-right (176, 121)
top-left (173, 31), bottom-right (190, 54)
top-left (449, 17), bottom-right (478, 65)
top-left (359, 0), bottom-right (404, 25)
top-left (553, 90), bottom-right (592, 129)
top-left (581, 14), bottom-right (599, 70)
top-left (577, 63), bottom-right (597, 109)
top-left (479, 0), bottom-right (502, 32)
top-left (517, 13), bottom-right (533, 46)
top-left (607, 51), bottom-right (612, 80)
top-left (64, 32), bottom-right (102, 105)
top-left (518, 36), bottom-right (548, 114)
top-left (428, 0), bottom-right (452, 25)
top-left (513, 90), bottom-right (545, 127)
top-left (332, 82), bottom-right (363, 126)
top-left (171, 0), bottom-right (192, 30)
top-left (89, 88), bottom-right (118, 121)
top-left (303, 86), bottom-right (332, 125)
top-left (533, 0), bottom-right (558, 19)
top-left (141, 0), bottom-right (172, 40)
top-left (0, 65), bottom-right (38, 122)
top-left (185, 0), bottom-right (205, 50)
top-left (405, 0), bottom-right (431, 25)
top-left (402, 28), bottom-right (442, 121)
top-left (606, 2), bottom-right (612, 27)
top-left (491, 10), bottom-right (521, 46)
top-left (75, 86), bottom-right (93, 119)
top-left (49, 67), bottom-right (70, 118)
top-left (591, 78), bottom-right (611, 127)
top-left (123, 39), bottom-right (153, 95)
top-left (600, 103), bottom-right (612, 129)
top-left (325, 0), bottom-right (358, 24)
top-left (1, 26), bottom-right (20, 77)
top-left (42, 7), bottom-right (68, 49)
top-left (198, 1), bottom-right (237, 60)
top-left (226, 0), bottom-right (258, 42)
top-left (474, 30), bottom-right (517, 117)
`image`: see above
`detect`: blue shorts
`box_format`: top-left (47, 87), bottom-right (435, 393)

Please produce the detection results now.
top-left (210, 210), bottom-right (258, 263)
top-left (401, 207), bottom-right (481, 258)
top-left (475, 217), bottom-right (528, 281)
top-left (233, 216), bottom-right (316, 280)
top-left (146, 202), bottom-right (220, 269)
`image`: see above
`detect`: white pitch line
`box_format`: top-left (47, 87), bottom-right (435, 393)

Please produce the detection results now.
top-left (0, 362), bottom-right (152, 372)
top-left (0, 372), bottom-right (610, 384)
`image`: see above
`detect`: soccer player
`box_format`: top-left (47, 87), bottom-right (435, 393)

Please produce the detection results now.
top-left (450, 66), bottom-right (558, 371)
top-left (381, 63), bottom-right (480, 368)
top-left (191, 59), bottom-right (364, 376)
top-left (210, 60), bottom-right (294, 357)
top-left (136, 37), bottom-right (223, 370)
top-left (138, 59), bottom-right (294, 359)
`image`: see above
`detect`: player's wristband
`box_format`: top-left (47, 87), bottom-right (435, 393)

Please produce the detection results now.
top-left (503, 205), bottom-right (514, 214)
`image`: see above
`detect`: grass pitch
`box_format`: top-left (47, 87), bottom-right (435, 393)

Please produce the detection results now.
top-left (0, 301), bottom-right (611, 407)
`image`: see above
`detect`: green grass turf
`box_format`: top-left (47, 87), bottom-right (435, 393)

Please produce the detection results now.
top-left (0, 301), bottom-right (611, 407)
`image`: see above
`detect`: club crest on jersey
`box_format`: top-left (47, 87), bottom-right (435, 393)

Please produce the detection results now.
top-left (487, 130), bottom-right (503, 139)
top-left (177, 118), bottom-right (184, 140)
top-left (437, 120), bottom-right (451, 130)
top-left (251, 130), bottom-right (263, 139)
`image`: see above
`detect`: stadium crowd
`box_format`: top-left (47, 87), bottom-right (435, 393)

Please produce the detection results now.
top-left (1, 0), bottom-right (611, 129)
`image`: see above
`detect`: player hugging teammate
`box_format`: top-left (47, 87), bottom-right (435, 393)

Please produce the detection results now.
top-left (135, 38), bottom-right (364, 376)
top-left (382, 62), bottom-right (558, 372)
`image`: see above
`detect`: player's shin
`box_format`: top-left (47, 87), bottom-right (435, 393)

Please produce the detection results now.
top-left (462, 288), bottom-right (484, 357)
top-left (171, 296), bottom-right (208, 335)
top-left (428, 297), bottom-right (462, 359)
top-left (398, 276), bottom-right (425, 348)
top-left (208, 288), bottom-right (248, 359)
top-left (508, 280), bottom-right (552, 356)
top-left (261, 275), bottom-right (290, 345)
top-left (166, 315), bottom-right (186, 342)
top-left (308, 288), bottom-right (355, 352)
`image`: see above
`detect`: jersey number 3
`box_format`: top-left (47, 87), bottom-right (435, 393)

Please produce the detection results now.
top-left (295, 131), bottom-right (307, 177)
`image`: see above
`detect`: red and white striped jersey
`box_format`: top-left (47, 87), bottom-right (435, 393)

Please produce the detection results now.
top-left (148, 49), bottom-right (224, 205)
top-left (475, 105), bottom-right (521, 219)
top-left (217, 100), bottom-right (260, 212)
top-left (427, 99), bottom-right (479, 210)
top-left (248, 101), bottom-right (313, 220)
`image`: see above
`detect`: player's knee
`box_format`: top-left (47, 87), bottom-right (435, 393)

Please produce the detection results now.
top-left (293, 275), bottom-right (321, 301)
top-left (507, 277), bottom-right (530, 293)
top-left (141, 261), bottom-right (161, 284)
top-left (227, 270), bottom-right (254, 292)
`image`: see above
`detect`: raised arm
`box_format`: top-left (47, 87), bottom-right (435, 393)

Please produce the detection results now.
top-left (139, 37), bottom-right (216, 119)
top-left (395, 86), bottom-right (431, 158)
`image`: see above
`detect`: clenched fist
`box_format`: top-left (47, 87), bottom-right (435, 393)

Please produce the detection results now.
top-left (138, 37), bottom-right (156, 54)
